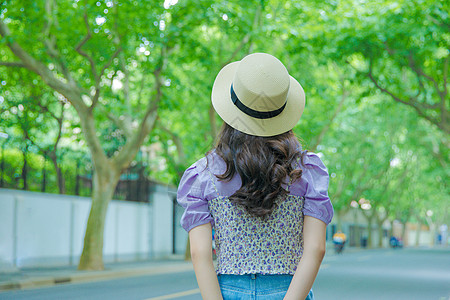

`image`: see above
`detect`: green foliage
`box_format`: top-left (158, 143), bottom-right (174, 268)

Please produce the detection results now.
top-left (0, 0), bottom-right (448, 228)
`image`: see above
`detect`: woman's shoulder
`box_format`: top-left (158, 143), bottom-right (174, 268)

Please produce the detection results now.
top-left (182, 150), bottom-right (225, 178)
top-left (293, 150), bottom-right (327, 171)
top-left (187, 156), bottom-right (208, 172)
top-left (178, 150), bottom-right (229, 200)
top-left (303, 151), bottom-right (327, 167)
top-left (289, 151), bottom-right (328, 194)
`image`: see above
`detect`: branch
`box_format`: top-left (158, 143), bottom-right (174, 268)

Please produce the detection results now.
top-left (365, 59), bottom-right (446, 133)
top-left (159, 122), bottom-right (186, 164)
top-left (137, 72), bottom-right (146, 107)
top-left (100, 46), bottom-right (122, 80)
top-left (0, 61), bottom-right (26, 68)
top-left (106, 112), bottom-right (133, 138)
top-left (116, 50), bottom-right (130, 111)
top-left (0, 16), bottom-right (108, 173)
top-left (24, 130), bottom-right (46, 156)
top-left (0, 19), bottom-right (86, 111)
top-left (76, 15), bottom-right (122, 111)
top-left (222, 35), bottom-right (250, 67)
top-left (430, 137), bottom-right (448, 169)
top-left (442, 55), bottom-right (449, 131)
top-left (88, 46), bottom-right (122, 111)
top-left (37, 100), bottom-right (59, 122)
top-left (444, 55), bottom-right (448, 98)
top-left (40, 98), bottom-right (65, 152)
top-left (366, 59), bottom-right (407, 105)
top-left (75, 12), bottom-right (98, 83)
top-left (42, 0), bottom-right (74, 84)
top-left (29, 88), bottom-right (65, 154)
top-left (159, 122), bottom-right (187, 180)
top-left (221, 3), bottom-right (262, 67)
top-left (408, 54), bottom-right (444, 100)
top-left (112, 45), bottom-right (169, 169)
top-left (53, 100), bottom-right (65, 152)
top-left (0, 21), bottom-right (47, 76)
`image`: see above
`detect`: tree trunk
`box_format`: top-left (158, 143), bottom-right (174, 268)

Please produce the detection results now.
top-left (415, 222), bottom-right (422, 247)
top-left (22, 145), bottom-right (28, 190)
top-left (41, 155), bottom-right (47, 192)
top-left (1, 143), bottom-right (5, 187)
top-left (78, 167), bottom-right (120, 270)
top-left (361, 208), bottom-right (377, 248)
top-left (401, 212), bottom-right (412, 246)
top-left (400, 222), bottom-right (408, 246)
top-left (49, 151), bottom-right (66, 194)
top-left (0, 18), bottom-right (165, 271)
top-left (75, 160), bottom-right (80, 195)
top-left (366, 217), bottom-right (373, 248)
top-left (375, 213), bottom-right (389, 248)
top-left (377, 219), bottom-right (384, 248)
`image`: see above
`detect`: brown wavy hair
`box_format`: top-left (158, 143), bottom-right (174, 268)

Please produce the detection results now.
top-left (207, 123), bottom-right (305, 218)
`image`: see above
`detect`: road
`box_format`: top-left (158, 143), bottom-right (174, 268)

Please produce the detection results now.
top-left (314, 248), bottom-right (449, 300)
top-left (0, 248), bottom-right (448, 300)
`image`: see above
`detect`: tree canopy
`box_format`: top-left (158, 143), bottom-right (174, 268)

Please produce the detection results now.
top-left (1, 0), bottom-right (448, 266)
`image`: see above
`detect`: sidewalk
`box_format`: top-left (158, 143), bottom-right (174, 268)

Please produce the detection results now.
top-left (0, 256), bottom-right (193, 292)
top-left (0, 247), bottom-right (365, 292)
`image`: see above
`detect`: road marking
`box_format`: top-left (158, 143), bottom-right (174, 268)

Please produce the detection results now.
top-left (145, 288), bottom-right (200, 299)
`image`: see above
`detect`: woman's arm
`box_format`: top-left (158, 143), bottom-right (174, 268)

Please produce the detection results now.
top-left (284, 216), bottom-right (327, 300)
top-left (189, 223), bottom-right (223, 300)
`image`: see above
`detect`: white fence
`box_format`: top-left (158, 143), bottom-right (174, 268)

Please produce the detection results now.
top-left (0, 187), bottom-right (188, 271)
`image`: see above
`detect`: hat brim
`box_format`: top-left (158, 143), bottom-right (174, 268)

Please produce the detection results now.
top-left (211, 61), bottom-right (305, 137)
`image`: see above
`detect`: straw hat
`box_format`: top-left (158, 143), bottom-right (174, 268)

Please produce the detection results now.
top-left (211, 53), bottom-right (305, 137)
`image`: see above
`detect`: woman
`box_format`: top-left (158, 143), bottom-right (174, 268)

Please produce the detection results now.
top-left (177, 53), bottom-right (333, 299)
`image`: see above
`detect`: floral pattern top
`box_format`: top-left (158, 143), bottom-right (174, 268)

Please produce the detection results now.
top-left (208, 189), bottom-right (305, 274)
top-left (177, 149), bottom-right (333, 274)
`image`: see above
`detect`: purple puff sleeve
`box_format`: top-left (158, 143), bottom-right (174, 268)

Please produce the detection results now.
top-left (177, 162), bottom-right (214, 232)
top-left (301, 152), bottom-right (334, 225)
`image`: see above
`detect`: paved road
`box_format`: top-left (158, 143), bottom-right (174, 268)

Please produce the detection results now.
top-left (0, 248), bottom-right (448, 300)
top-left (314, 248), bottom-right (450, 300)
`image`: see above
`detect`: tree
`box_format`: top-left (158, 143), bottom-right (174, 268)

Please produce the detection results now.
top-left (1, 1), bottom-right (447, 266)
top-left (322, 0), bottom-right (450, 134)
top-left (0, 0), bottom-right (184, 270)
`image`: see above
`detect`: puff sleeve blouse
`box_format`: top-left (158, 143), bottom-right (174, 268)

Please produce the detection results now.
top-left (177, 151), bottom-right (334, 232)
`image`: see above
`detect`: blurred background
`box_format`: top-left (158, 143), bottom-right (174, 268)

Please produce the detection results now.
top-left (0, 0), bottom-right (448, 299)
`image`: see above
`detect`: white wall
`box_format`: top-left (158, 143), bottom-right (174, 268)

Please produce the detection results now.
top-left (149, 185), bottom-right (174, 258)
top-left (0, 187), bottom-right (187, 270)
top-left (0, 192), bottom-right (15, 271)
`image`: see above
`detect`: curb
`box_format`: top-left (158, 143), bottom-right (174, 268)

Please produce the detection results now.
top-left (0, 262), bottom-right (193, 292)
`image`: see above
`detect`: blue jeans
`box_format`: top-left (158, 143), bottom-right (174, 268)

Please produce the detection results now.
top-left (218, 274), bottom-right (314, 300)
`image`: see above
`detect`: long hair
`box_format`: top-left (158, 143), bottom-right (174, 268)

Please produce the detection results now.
top-left (208, 123), bottom-right (305, 218)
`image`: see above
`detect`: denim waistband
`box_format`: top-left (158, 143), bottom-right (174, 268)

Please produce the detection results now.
top-left (217, 274), bottom-right (314, 299)
top-left (218, 274), bottom-right (294, 293)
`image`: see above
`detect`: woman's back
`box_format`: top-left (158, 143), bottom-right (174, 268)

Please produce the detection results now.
top-left (178, 149), bottom-right (333, 275)
top-left (209, 188), bottom-right (305, 275)
top-left (177, 53), bottom-right (333, 300)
